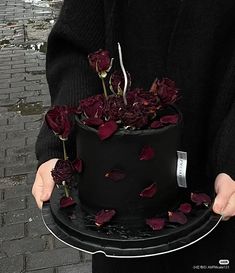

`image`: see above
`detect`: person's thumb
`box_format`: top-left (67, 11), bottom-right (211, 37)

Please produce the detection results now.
top-left (213, 173), bottom-right (233, 214)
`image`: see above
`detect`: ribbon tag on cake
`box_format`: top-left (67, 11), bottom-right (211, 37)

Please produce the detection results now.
top-left (176, 151), bottom-right (187, 188)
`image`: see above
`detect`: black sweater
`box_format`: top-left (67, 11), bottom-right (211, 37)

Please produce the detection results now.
top-left (36, 0), bottom-right (235, 189)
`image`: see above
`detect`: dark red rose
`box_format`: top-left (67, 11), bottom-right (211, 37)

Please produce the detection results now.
top-left (51, 159), bottom-right (74, 185)
top-left (154, 78), bottom-right (179, 105)
top-left (79, 94), bottom-right (105, 118)
top-left (88, 49), bottom-right (112, 74)
top-left (45, 105), bottom-right (72, 140)
top-left (179, 203), bottom-right (192, 214)
top-left (72, 158), bottom-right (83, 173)
top-left (98, 120), bottom-right (118, 140)
top-left (139, 146), bottom-right (155, 160)
top-left (168, 211), bottom-right (187, 225)
top-left (95, 209), bottom-right (116, 227)
top-left (121, 110), bottom-right (148, 129)
top-left (140, 183), bottom-right (157, 198)
top-left (105, 169), bottom-right (126, 181)
top-left (103, 95), bottom-right (125, 121)
top-left (109, 70), bottom-right (131, 95)
top-left (146, 218), bottom-right (165, 231)
top-left (83, 117), bottom-right (104, 127)
top-left (60, 196), bottom-right (76, 208)
top-left (191, 192), bottom-right (211, 206)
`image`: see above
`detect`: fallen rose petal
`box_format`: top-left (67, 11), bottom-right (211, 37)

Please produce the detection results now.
top-left (105, 169), bottom-right (126, 181)
top-left (150, 120), bottom-right (164, 129)
top-left (72, 158), bottom-right (83, 173)
top-left (139, 145), bottom-right (155, 160)
top-left (146, 218), bottom-right (165, 230)
top-left (140, 183), bottom-right (157, 198)
top-left (98, 120), bottom-right (118, 140)
top-left (83, 117), bottom-right (104, 127)
top-left (168, 211), bottom-right (187, 225)
top-left (95, 209), bottom-right (116, 227)
top-left (160, 114), bottom-right (179, 124)
top-left (179, 203), bottom-right (192, 214)
top-left (60, 196), bottom-right (76, 208)
top-left (191, 192), bottom-right (211, 206)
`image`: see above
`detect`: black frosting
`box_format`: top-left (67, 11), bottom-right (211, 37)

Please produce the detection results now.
top-left (75, 118), bottom-right (186, 228)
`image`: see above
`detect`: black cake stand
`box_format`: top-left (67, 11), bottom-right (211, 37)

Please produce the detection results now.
top-left (41, 187), bottom-right (222, 258)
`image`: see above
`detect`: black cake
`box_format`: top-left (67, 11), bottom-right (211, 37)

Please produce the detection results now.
top-left (76, 115), bottom-right (184, 229)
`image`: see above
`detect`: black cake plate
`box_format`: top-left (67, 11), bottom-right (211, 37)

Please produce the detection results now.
top-left (41, 187), bottom-right (222, 258)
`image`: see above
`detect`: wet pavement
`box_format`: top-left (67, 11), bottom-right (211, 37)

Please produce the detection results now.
top-left (0, 0), bottom-right (92, 272)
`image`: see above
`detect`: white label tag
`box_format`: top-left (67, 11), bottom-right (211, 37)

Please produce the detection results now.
top-left (177, 151), bottom-right (187, 188)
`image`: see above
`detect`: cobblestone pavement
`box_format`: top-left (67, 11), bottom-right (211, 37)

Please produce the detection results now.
top-left (0, 1), bottom-right (92, 272)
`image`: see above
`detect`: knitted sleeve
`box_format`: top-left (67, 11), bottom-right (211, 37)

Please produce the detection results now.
top-left (35, 0), bottom-right (105, 167)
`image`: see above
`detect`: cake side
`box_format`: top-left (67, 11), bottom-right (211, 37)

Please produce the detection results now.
top-left (76, 117), bottom-right (183, 227)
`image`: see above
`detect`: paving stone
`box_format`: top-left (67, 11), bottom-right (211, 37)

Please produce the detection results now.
top-left (5, 162), bottom-right (36, 176)
top-left (26, 248), bottom-right (81, 271)
top-left (4, 207), bottom-right (40, 225)
top-left (3, 184), bottom-right (32, 199)
top-left (0, 255), bottom-right (24, 273)
top-left (57, 263), bottom-right (92, 273)
top-left (26, 216), bottom-right (51, 238)
top-left (2, 237), bottom-right (46, 256)
top-left (0, 175), bottom-right (27, 189)
top-left (0, 196), bottom-right (26, 212)
top-left (0, 223), bottom-right (25, 241)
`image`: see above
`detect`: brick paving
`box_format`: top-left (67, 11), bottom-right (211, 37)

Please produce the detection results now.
top-left (0, 1), bottom-right (92, 272)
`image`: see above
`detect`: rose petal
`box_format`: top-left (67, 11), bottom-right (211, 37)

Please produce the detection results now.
top-left (95, 209), bottom-right (116, 227)
top-left (168, 211), bottom-right (187, 225)
top-left (191, 192), bottom-right (212, 206)
top-left (72, 158), bottom-right (83, 173)
top-left (160, 114), bottom-right (179, 124)
top-left (150, 120), bottom-right (164, 129)
top-left (83, 117), bottom-right (104, 127)
top-left (140, 183), bottom-right (157, 198)
top-left (60, 196), bottom-right (76, 208)
top-left (105, 169), bottom-right (126, 181)
top-left (139, 145), bottom-right (155, 160)
top-left (146, 218), bottom-right (165, 230)
top-left (179, 203), bottom-right (192, 214)
top-left (98, 120), bottom-right (118, 140)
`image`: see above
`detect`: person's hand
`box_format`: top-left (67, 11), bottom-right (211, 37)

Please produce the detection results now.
top-left (213, 173), bottom-right (235, 221)
top-left (32, 158), bottom-right (59, 209)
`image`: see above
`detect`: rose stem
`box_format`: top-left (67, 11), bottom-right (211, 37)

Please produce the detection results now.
top-left (101, 77), bottom-right (108, 99)
top-left (118, 42), bottom-right (128, 105)
top-left (62, 140), bottom-right (68, 160)
top-left (64, 183), bottom-right (69, 197)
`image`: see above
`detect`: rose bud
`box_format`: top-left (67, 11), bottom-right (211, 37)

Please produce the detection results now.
top-left (51, 159), bottom-right (74, 185)
top-left (79, 94), bottom-right (104, 118)
top-left (109, 70), bottom-right (131, 96)
top-left (45, 105), bottom-right (72, 140)
top-left (88, 49), bottom-right (113, 78)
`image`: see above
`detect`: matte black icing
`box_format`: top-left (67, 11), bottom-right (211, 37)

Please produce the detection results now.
top-left (75, 118), bottom-right (183, 227)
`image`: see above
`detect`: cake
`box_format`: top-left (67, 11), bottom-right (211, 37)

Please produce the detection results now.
top-left (46, 44), bottom-right (212, 233)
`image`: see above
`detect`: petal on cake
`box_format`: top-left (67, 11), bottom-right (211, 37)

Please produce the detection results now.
top-left (146, 218), bottom-right (165, 230)
top-left (95, 209), bottom-right (116, 227)
top-left (160, 114), bottom-right (179, 124)
top-left (60, 196), bottom-right (76, 208)
top-left (139, 145), bottom-right (155, 160)
top-left (98, 120), bottom-right (118, 140)
top-left (83, 117), bottom-right (104, 127)
top-left (179, 203), bottom-right (192, 214)
top-left (140, 183), bottom-right (157, 198)
top-left (150, 120), bottom-right (164, 129)
top-left (168, 211), bottom-right (187, 225)
top-left (105, 169), bottom-right (126, 181)
top-left (191, 192), bottom-right (211, 206)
